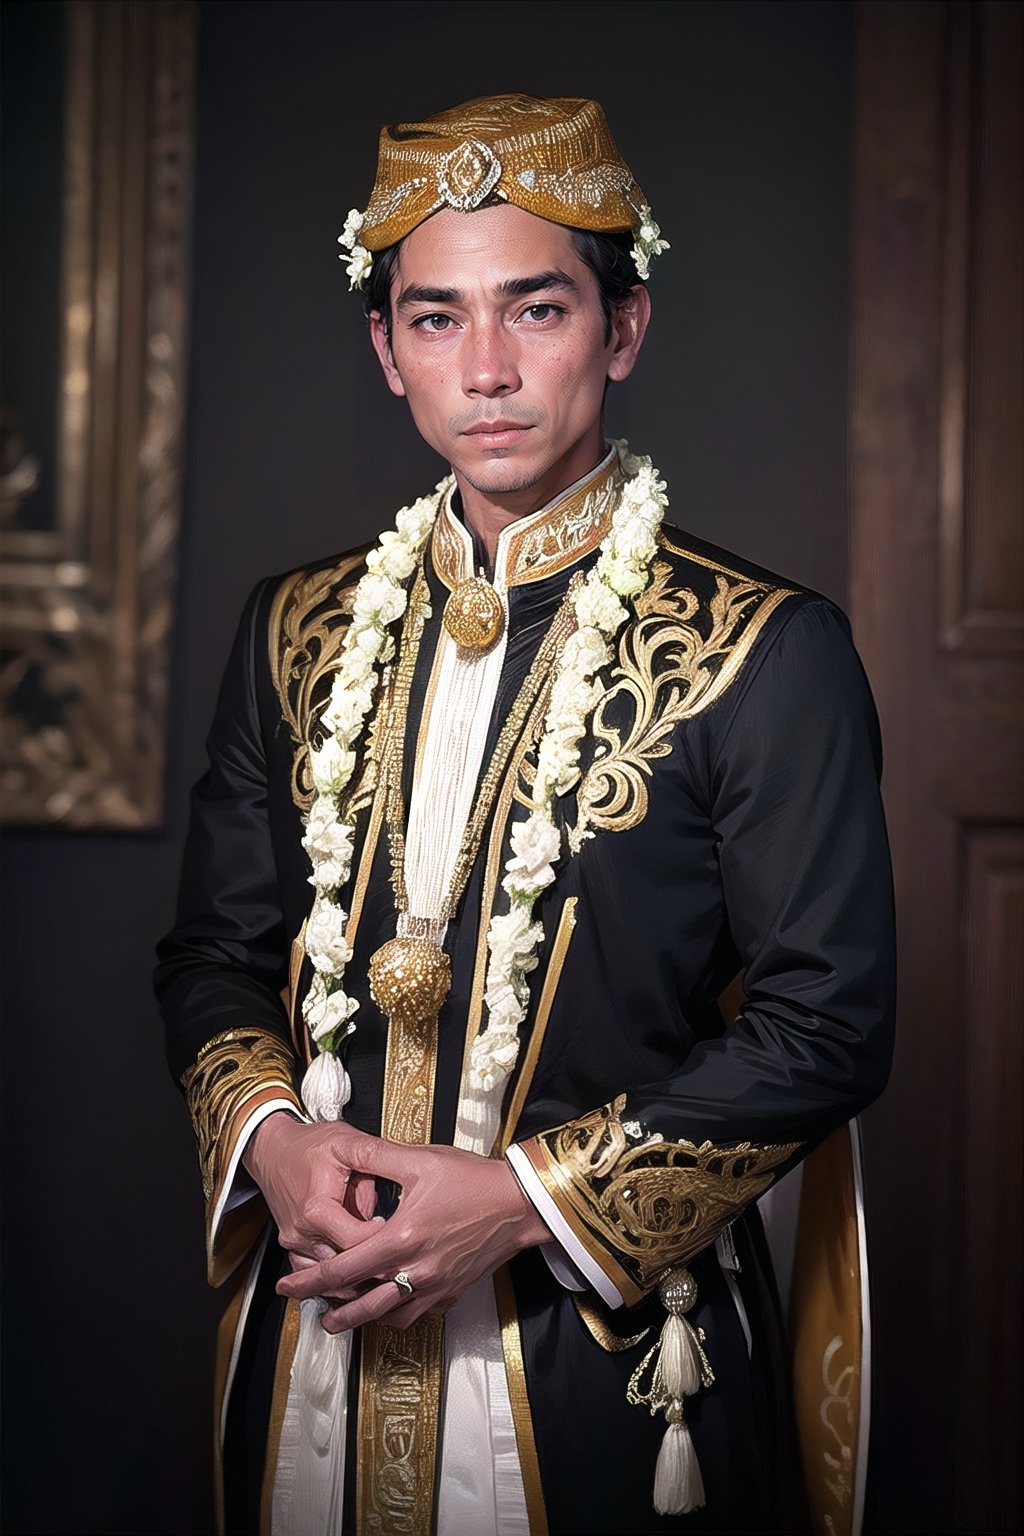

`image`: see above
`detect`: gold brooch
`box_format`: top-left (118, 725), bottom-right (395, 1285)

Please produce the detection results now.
top-left (442, 576), bottom-right (505, 652)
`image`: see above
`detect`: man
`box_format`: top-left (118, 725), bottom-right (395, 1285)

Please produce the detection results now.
top-left (156, 94), bottom-right (894, 1536)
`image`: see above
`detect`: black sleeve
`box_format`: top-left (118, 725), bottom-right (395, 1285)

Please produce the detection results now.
top-left (628, 597), bottom-right (896, 1145)
top-left (155, 580), bottom-right (293, 1081)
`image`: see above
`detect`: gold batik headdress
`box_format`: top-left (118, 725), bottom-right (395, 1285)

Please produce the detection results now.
top-left (337, 92), bottom-right (668, 289)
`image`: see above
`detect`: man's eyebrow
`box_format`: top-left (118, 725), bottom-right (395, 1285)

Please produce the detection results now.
top-left (497, 270), bottom-right (578, 299)
top-left (395, 270), bottom-right (579, 310)
top-left (396, 284), bottom-right (460, 309)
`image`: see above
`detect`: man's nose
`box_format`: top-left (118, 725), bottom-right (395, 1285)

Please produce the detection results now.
top-left (462, 322), bottom-right (521, 397)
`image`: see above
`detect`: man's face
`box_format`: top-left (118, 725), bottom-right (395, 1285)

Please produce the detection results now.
top-left (369, 203), bottom-right (649, 509)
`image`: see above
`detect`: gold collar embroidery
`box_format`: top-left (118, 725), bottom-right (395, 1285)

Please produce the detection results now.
top-left (430, 446), bottom-right (621, 593)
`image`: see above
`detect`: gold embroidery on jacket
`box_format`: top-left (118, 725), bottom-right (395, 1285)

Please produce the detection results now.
top-left (569, 553), bottom-right (795, 852)
top-left (267, 552), bottom-right (367, 812)
top-left (430, 454), bottom-right (619, 592)
top-left (527, 1095), bottom-right (800, 1302)
top-left (181, 1028), bottom-right (300, 1202)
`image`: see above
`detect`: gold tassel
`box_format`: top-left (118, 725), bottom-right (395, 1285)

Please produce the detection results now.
top-left (628, 1266), bottom-right (715, 1517)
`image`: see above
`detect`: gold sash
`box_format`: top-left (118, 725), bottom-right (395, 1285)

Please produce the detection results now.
top-left (355, 992), bottom-right (445, 1535)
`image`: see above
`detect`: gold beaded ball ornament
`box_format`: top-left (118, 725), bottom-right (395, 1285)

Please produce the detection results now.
top-left (368, 936), bottom-right (453, 1031)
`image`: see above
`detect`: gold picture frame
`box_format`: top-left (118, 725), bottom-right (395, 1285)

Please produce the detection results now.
top-left (0, 0), bottom-right (195, 828)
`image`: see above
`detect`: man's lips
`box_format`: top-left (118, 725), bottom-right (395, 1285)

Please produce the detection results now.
top-left (461, 422), bottom-right (534, 447)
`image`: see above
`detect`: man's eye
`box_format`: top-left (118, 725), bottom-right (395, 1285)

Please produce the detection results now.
top-left (413, 314), bottom-right (454, 333)
top-left (521, 303), bottom-right (562, 323)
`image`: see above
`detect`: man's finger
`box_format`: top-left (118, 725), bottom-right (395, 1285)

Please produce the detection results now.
top-left (328, 1130), bottom-right (428, 1185)
top-left (298, 1197), bottom-right (377, 1254)
top-left (350, 1174), bottom-right (379, 1222)
top-left (276, 1227), bottom-right (402, 1300)
top-left (319, 1280), bottom-right (429, 1335)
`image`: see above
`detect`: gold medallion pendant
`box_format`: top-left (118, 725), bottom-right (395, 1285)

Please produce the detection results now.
top-left (442, 576), bottom-right (504, 652)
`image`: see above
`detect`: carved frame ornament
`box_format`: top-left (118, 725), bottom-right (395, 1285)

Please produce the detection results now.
top-left (0, 1), bottom-right (195, 827)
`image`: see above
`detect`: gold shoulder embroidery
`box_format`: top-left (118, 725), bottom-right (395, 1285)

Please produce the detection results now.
top-left (569, 543), bottom-right (795, 851)
top-left (267, 553), bottom-right (367, 811)
top-left (523, 1095), bottom-right (801, 1305)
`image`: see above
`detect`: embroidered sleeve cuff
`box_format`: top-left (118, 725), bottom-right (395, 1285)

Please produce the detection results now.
top-left (181, 1027), bottom-right (304, 1285)
top-left (516, 1094), bottom-right (802, 1307)
top-left (506, 1143), bottom-right (623, 1308)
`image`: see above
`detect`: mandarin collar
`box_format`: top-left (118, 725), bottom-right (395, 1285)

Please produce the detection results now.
top-left (431, 444), bottom-right (621, 593)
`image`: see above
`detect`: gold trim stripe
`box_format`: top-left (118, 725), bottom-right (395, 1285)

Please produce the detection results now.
top-left (212, 1265), bottom-right (249, 1536)
top-left (494, 896), bottom-right (577, 1156)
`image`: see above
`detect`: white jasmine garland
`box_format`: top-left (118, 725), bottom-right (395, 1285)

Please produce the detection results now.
top-left (465, 441), bottom-right (667, 1095)
top-left (299, 443), bottom-right (668, 1120)
top-left (297, 477), bottom-right (449, 1113)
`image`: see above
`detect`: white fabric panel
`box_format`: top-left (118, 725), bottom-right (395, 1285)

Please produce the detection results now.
top-left (272, 1303), bottom-right (352, 1536)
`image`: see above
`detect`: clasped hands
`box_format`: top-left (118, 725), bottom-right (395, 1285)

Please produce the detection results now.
top-left (242, 1112), bottom-right (550, 1333)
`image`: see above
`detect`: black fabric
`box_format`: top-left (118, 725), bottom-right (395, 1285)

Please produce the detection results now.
top-left (221, 1238), bottom-right (290, 1536)
top-left (155, 521), bottom-right (895, 1532)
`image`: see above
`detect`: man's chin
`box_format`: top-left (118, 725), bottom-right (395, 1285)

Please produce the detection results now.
top-left (454, 459), bottom-right (545, 498)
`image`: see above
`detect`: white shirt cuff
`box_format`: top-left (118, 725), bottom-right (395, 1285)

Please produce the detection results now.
top-left (506, 1143), bottom-right (623, 1309)
top-left (210, 1098), bottom-right (307, 1247)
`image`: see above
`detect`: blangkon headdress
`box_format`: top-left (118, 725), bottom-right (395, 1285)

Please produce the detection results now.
top-left (338, 93), bottom-right (668, 289)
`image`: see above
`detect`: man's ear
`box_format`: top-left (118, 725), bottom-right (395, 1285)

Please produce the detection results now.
top-left (368, 311), bottom-right (407, 398)
top-left (606, 284), bottom-right (652, 384)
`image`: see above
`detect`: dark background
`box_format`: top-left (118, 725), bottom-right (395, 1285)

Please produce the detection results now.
top-left (0, 2), bottom-right (853, 1531)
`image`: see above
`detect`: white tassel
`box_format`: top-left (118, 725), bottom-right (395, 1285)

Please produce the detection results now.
top-left (301, 1052), bottom-right (351, 1121)
top-left (656, 1313), bottom-right (702, 1399)
top-left (625, 1266), bottom-right (713, 1517)
top-left (653, 1417), bottom-right (706, 1516)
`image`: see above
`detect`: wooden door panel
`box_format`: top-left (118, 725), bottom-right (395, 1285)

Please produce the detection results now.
top-left (851, 5), bottom-right (1023, 1532)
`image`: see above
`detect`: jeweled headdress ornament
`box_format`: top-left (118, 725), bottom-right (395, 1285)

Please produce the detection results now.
top-left (338, 92), bottom-right (668, 289)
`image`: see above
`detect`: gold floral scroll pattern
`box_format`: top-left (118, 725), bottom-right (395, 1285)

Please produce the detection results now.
top-left (357, 1314), bottom-right (445, 1536)
top-left (508, 469), bottom-right (620, 581)
top-left (821, 1334), bottom-right (857, 1516)
top-left (568, 554), bottom-right (795, 852)
top-left (266, 551), bottom-right (368, 812)
top-left (528, 1095), bottom-right (800, 1302)
top-left (180, 1027), bottom-right (301, 1202)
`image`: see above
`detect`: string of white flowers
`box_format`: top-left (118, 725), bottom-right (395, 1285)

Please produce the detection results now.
top-left (299, 476), bottom-right (450, 1119)
top-left (299, 444), bottom-right (667, 1123)
top-left (466, 442), bottom-right (667, 1108)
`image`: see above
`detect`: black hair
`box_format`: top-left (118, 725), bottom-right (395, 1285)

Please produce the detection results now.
top-left (362, 224), bottom-right (640, 345)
